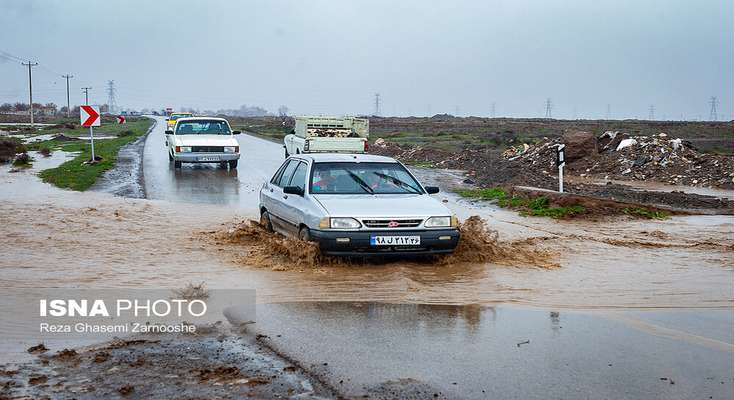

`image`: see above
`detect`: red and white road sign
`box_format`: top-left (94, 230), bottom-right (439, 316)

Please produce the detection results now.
top-left (80, 105), bottom-right (100, 127)
top-left (116, 115), bottom-right (126, 124)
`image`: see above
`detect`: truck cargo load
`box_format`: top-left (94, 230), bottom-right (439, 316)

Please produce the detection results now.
top-left (284, 116), bottom-right (369, 157)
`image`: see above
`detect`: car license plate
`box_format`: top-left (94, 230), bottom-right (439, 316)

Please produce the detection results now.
top-left (198, 156), bottom-right (220, 162)
top-left (370, 235), bottom-right (421, 246)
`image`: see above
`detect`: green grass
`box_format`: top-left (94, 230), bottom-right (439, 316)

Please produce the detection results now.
top-left (33, 118), bottom-right (153, 191)
top-left (455, 187), bottom-right (586, 219)
top-left (623, 207), bottom-right (670, 220)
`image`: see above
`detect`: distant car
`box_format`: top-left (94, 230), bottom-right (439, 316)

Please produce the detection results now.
top-left (166, 112), bottom-right (194, 130)
top-left (258, 153), bottom-right (460, 256)
top-left (165, 117), bottom-right (241, 169)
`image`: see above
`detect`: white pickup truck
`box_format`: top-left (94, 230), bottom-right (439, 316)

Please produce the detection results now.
top-left (283, 116), bottom-right (369, 158)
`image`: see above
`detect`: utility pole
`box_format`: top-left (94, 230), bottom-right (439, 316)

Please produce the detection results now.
top-left (373, 93), bottom-right (380, 116)
top-left (62, 74), bottom-right (73, 117)
top-left (545, 98), bottom-right (552, 119)
top-left (648, 105), bottom-right (655, 120)
top-left (22, 61), bottom-right (39, 127)
top-left (82, 87), bottom-right (92, 105)
top-left (709, 96), bottom-right (718, 121)
top-left (491, 102), bottom-right (496, 118)
top-left (106, 80), bottom-right (117, 114)
top-left (606, 104), bottom-right (611, 120)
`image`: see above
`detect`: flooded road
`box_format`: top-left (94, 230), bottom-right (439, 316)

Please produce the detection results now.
top-left (2, 121), bottom-right (733, 397)
top-left (253, 302), bottom-right (734, 399)
top-left (142, 116), bottom-right (283, 212)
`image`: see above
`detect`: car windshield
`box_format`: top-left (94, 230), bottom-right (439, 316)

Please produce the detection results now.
top-left (310, 162), bottom-right (424, 195)
top-left (176, 120), bottom-right (230, 135)
top-left (170, 114), bottom-right (192, 120)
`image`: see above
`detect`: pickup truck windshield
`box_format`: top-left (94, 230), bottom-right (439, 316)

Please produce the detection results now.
top-left (176, 120), bottom-right (231, 135)
top-left (311, 162), bottom-right (423, 195)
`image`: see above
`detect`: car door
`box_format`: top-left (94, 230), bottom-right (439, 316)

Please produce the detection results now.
top-left (279, 161), bottom-right (309, 234)
top-left (264, 160), bottom-right (299, 234)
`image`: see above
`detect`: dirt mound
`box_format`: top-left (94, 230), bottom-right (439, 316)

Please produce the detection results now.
top-left (209, 217), bottom-right (559, 270)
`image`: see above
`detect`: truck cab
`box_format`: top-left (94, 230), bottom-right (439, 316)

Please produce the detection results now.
top-left (284, 116), bottom-right (369, 158)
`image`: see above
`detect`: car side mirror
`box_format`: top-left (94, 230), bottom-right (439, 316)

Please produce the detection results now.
top-left (425, 186), bottom-right (440, 194)
top-left (165, 118), bottom-right (170, 122)
top-left (232, 130), bottom-right (241, 135)
top-left (165, 130), bottom-right (173, 135)
top-left (283, 186), bottom-right (304, 196)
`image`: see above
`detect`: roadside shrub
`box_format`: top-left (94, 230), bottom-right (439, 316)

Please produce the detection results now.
top-left (117, 129), bottom-right (135, 137)
top-left (39, 147), bottom-right (52, 157)
top-left (623, 207), bottom-right (669, 220)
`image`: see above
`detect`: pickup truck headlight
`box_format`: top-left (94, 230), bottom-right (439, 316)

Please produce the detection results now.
top-left (329, 217), bottom-right (361, 229)
top-left (424, 216), bottom-right (452, 228)
top-left (224, 146), bottom-right (238, 153)
top-left (176, 146), bottom-right (192, 153)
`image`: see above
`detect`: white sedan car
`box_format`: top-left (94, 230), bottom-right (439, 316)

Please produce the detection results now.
top-left (259, 153), bottom-right (460, 256)
top-left (165, 117), bottom-right (241, 169)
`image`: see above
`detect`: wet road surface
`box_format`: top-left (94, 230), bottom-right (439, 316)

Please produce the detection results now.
top-left (143, 116), bottom-right (283, 212)
top-left (254, 303), bottom-right (734, 399)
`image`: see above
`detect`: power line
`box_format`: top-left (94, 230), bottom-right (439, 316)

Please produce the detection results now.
top-left (106, 80), bottom-right (118, 114)
top-left (491, 102), bottom-right (496, 118)
top-left (709, 96), bottom-right (718, 121)
top-left (648, 105), bottom-right (655, 120)
top-left (606, 104), bottom-right (611, 120)
top-left (21, 61), bottom-right (39, 127)
top-left (373, 93), bottom-right (380, 116)
top-left (545, 98), bottom-right (552, 118)
top-left (81, 87), bottom-right (92, 105)
top-left (62, 74), bottom-right (73, 117)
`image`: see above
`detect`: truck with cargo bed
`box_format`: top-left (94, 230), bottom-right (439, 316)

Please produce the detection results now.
top-left (283, 116), bottom-right (369, 158)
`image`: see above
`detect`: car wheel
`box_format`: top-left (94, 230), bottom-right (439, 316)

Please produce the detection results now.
top-left (228, 160), bottom-right (238, 169)
top-left (298, 226), bottom-right (311, 242)
top-left (174, 160), bottom-right (182, 168)
top-left (219, 161), bottom-right (227, 169)
top-left (260, 211), bottom-right (274, 232)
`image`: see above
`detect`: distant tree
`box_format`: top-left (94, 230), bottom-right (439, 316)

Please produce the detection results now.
top-left (278, 105), bottom-right (289, 118)
top-left (44, 102), bottom-right (57, 110)
top-left (0, 103), bottom-right (12, 112)
top-left (59, 106), bottom-right (69, 115)
top-left (99, 104), bottom-right (109, 113)
top-left (13, 102), bottom-right (29, 111)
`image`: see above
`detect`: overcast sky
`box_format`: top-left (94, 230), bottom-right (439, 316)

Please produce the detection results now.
top-left (1, 0), bottom-right (732, 119)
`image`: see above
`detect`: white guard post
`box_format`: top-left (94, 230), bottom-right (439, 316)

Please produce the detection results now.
top-left (555, 144), bottom-right (566, 193)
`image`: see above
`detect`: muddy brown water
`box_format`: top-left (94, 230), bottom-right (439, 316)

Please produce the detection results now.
top-left (1, 127), bottom-right (733, 364)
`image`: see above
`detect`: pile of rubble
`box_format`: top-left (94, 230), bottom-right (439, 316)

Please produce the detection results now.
top-left (503, 131), bottom-right (734, 188)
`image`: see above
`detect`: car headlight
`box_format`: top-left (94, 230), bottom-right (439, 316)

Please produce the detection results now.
top-left (223, 146), bottom-right (238, 153)
top-left (178, 146), bottom-right (191, 153)
top-left (424, 216), bottom-right (452, 228)
top-left (329, 217), bottom-right (361, 229)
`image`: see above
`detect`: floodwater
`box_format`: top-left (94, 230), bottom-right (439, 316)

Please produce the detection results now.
top-left (1, 120), bottom-right (733, 394)
top-left (252, 302), bottom-right (734, 399)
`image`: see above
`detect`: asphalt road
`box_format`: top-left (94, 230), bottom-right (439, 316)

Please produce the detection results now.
top-left (143, 116), bottom-right (283, 213)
